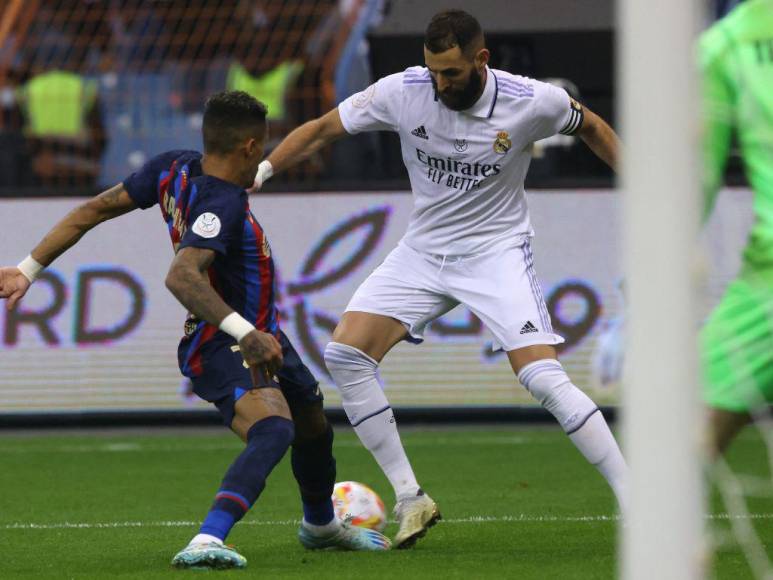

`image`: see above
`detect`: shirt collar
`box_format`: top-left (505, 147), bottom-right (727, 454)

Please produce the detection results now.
top-left (462, 65), bottom-right (498, 119)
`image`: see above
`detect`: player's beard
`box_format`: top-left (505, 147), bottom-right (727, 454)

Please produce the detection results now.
top-left (434, 67), bottom-right (484, 111)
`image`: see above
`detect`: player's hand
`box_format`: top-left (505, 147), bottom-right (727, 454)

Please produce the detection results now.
top-left (247, 160), bottom-right (273, 194)
top-left (238, 330), bottom-right (283, 376)
top-left (0, 267), bottom-right (32, 310)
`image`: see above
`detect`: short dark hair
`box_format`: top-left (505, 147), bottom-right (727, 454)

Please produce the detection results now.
top-left (202, 91), bottom-right (268, 155)
top-left (424, 10), bottom-right (484, 56)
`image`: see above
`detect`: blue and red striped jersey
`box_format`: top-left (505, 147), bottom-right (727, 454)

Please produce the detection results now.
top-left (123, 150), bottom-right (279, 377)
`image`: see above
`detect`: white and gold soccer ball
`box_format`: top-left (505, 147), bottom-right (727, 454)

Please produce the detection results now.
top-left (332, 481), bottom-right (387, 532)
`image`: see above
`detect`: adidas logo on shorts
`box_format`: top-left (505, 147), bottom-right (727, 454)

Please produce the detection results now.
top-left (519, 321), bottom-right (538, 334)
top-left (411, 125), bottom-right (429, 140)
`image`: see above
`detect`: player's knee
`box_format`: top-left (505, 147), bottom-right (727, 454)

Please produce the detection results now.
top-left (292, 401), bottom-right (329, 441)
top-left (293, 419), bottom-right (334, 452)
top-left (517, 359), bottom-right (597, 433)
top-left (324, 342), bottom-right (378, 397)
top-left (247, 415), bottom-right (295, 449)
top-left (516, 359), bottom-right (566, 404)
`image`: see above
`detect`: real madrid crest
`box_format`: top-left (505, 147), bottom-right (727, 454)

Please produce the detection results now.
top-left (493, 131), bottom-right (511, 155)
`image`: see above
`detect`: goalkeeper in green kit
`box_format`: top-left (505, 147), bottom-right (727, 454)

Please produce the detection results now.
top-left (700, 0), bottom-right (773, 455)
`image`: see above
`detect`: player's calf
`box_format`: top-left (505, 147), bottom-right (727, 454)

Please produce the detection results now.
top-left (291, 414), bottom-right (338, 530)
top-left (325, 341), bottom-right (441, 547)
top-left (177, 411), bottom-right (294, 565)
top-left (517, 358), bottom-right (598, 432)
top-left (324, 342), bottom-right (421, 498)
top-left (517, 358), bottom-right (629, 514)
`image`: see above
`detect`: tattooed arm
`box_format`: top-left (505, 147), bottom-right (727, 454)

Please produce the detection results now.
top-left (165, 247), bottom-right (283, 373)
top-left (0, 184), bottom-right (137, 309)
top-left (165, 247), bottom-right (233, 328)
top-left (32, 184), bottom-right (137, 265)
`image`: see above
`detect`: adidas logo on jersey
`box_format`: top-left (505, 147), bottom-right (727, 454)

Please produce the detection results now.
top-left (411, 125), bottom-right (429, 140)
top-left (519, 321), bottom-right (538, 334)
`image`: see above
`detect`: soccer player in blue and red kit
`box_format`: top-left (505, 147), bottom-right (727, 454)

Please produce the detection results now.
top-left (0, 91), bottom-right (390, 569)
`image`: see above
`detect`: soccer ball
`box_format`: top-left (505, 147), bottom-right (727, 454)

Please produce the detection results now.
top-left (332, 481), bottom-right (387, 532)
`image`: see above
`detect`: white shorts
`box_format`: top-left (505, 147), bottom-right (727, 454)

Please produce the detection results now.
top-left (345, 239), bottom-right (565, 351)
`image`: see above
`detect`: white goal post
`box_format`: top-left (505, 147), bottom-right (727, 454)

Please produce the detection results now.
top-left (619, 0), bottom-right (706, 579)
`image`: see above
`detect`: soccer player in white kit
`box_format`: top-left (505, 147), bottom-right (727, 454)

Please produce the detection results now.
top-left (254, 10), bottom-right (628, 548)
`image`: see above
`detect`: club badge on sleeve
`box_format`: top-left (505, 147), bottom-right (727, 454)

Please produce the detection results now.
top-left (192, 212), bottom-right (222, 238)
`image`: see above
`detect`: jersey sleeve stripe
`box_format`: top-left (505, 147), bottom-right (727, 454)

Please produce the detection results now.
top-left (498, 78), bottom-right (535, 96)
top-left (498, 78), bottom-right (533, 91)
top-left (186, 182), bottom-right (199, 219)
top-left (498, 81), bottom-right (534, 97)
top-left (559, 107), bottom-right (584, 135)
top-left (500, 87), bottom-right (534, 98)
top-left (499, 85), bottom-right (534, 95)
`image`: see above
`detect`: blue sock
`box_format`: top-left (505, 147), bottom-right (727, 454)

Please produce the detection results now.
top-left (199, 416), bottom-right (294, 541)
top-left (291, 424), bottom-right (336, 525)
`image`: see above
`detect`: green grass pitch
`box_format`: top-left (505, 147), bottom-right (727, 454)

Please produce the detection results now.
top-left (0, 425), bottom-right (770, 579)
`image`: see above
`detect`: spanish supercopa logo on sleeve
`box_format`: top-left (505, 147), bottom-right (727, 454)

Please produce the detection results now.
top-left (192, 212), bottom-right (221, 238)
top-left (352, 84), bottom-right (376, 108)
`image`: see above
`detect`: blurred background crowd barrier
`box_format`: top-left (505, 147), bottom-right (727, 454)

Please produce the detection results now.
top-left (0, 187), bottom-right (753, 415)
top-left (0, 0), bottom-right (744, 197)
top-left (0, 0), bottom-right (367, 194)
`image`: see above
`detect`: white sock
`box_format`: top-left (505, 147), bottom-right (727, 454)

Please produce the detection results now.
top-left (302, 517), bottom-right (341, 536)
top-left (325, 342), bottom-right (420, 500)
top-left (568, 411), bottom-right (629, 515)
top-left (353, 405), bottom-right (421, 500)
top-left (518, 359), bottom-right (629, 515)
top-left (190, 533), bottom-right (222, 546)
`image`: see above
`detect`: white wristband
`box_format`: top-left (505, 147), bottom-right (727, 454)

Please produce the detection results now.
top-left (254, 160), bottom-right (274, 189)
top-left (219, 312), bottom-right (255, 342)
top-left (17, 255), bottom-right (44, 283)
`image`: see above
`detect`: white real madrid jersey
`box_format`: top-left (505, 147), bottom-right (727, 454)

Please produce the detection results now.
top-left (338, 65), bottom-right (583, 255)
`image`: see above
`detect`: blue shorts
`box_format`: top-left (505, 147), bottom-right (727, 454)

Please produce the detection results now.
top-left (180, 330), bottom-right (323, 426)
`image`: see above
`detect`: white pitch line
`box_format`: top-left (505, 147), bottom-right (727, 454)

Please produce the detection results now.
top-left (0, 437), bottom-right (536, 455)
top-left (3, 513), bottom-right (771, 531)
